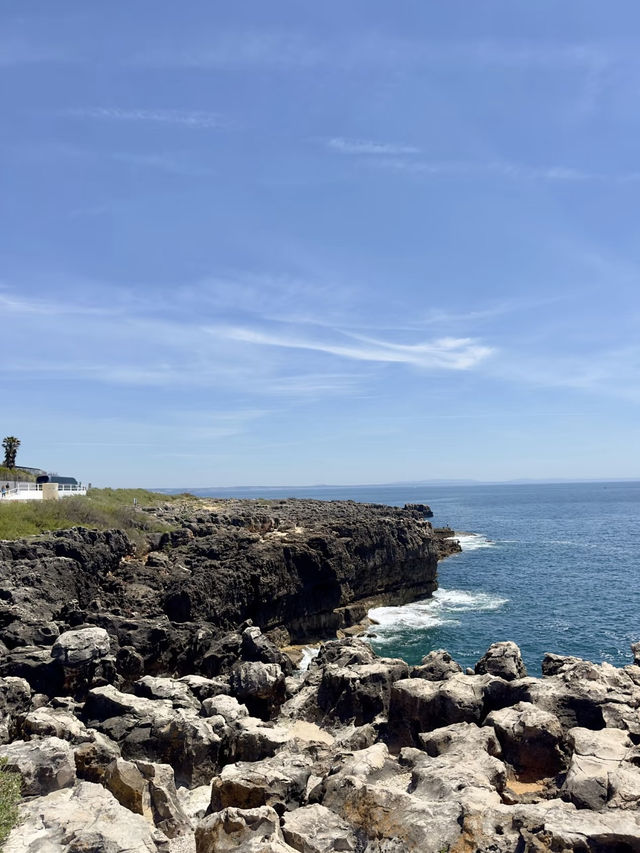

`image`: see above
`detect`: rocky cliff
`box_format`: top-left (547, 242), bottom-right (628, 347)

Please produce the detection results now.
top-left (2, 498), bottom-right (636, 852)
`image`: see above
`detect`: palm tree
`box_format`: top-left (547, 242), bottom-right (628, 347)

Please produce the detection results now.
top-left (2, 437), bottom-right (20, 469)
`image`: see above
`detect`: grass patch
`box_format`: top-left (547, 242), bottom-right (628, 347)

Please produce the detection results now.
top-left (0, 487), bottom-right (189, 543)
top-left (0, 467), bottom-right (36, 482)
top-left (0, 758), bottom-right (21, 844)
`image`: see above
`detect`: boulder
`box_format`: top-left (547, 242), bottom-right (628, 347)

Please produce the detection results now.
top-left (242, 625), bottom-right (294, 676)
top-left (282, 803), bottom-right (358, 852)
top-left (388, 673), bottom-right (494, 746)
top-left (20, 706), bottom-right (93, 744)
top-left (229, 661), bottom-right (286, 719)
top-left (84, 684), bottom-right (221, 785)
top-left (195, 805), bottom-right (296, 853)
top-left (0, 736), bottom-right (76, 795)
top-left (411, 649), bottom-right (462, 681)
top-left (317, 659), bottom-right (409, 725)
top-left (51, 627), bottom-right (111, 666)
top-left (484, 702), bottom-right (564, 780)
top-left (4, 780), bottom-right (170, 852)
top-left (136, 759), bottom-right (191, 837)
top-left (562, 727), bottom-right (635, 810)
top-left (0, 677), bottom-right (32, 743)
top-left (475, 641), bottom-right (527, 681)
top-left (209, 752), bottom-right (315, 814)
top-left (134, 674), bottom-right (200, 710)
top-left (104, 757), bottom-right (153, 820)
top-left (73, 732), bottom-right (122, 783)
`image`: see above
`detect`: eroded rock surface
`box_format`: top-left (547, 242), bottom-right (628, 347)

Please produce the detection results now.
top-left (1, 498), bottom-right (639, 852)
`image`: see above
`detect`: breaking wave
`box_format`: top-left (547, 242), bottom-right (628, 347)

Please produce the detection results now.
top-left (367, 587), bottom-right (508, 645)
top-left (450, 532), bottom-right (495, 551)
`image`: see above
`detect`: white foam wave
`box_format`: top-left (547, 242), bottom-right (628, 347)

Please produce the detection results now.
top-left (367, 587), bottom-right (508, 644)
top-left (450, 532), bottom-right (495, 551)
top-left (298, 646), bottom-right (320, 671)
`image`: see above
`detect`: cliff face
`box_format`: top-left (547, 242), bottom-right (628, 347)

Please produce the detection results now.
top-left (0, 499), bottom-right (459, 664)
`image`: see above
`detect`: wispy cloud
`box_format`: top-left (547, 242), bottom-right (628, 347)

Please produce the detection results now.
top-left (216, 326), bottom-right (493, 371)
top-left (62, 107), bottom-right (226, 129)
top-left (327, 137), bottom-right (420, 156)
top-left (133, 33), bottom-right (610, 73)
top-left (364, 156), bottom-right (640, 184)
top-left (0, 290), bottom-right (115, 317)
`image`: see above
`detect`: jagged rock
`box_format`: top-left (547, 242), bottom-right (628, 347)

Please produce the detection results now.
top-left (631, 640), bottom-right (640, 667)
top-left (419, 721), bottom-right (502, 758)
top-left (179, 783), bottom-right (212, 824)
top-left (20, 705), bottom-right (93, 743)
top-left (562, 727), bottom-right (635, 810)
top-left (0, 645), bottom-right (61, 695)
top-left (84, 684), bottom-right (221, 785)
top-left (485, 702), bottom-right (564, 780)
top-left (136, 759), bottom-right (191, 837)
top-left (475, 641), bottom-right (527, 681)
top-left (0, 736), bottom-right (76, 795)
top-left (529, 656), bottom-right (640, 733)
top-left (73, 731), bottom-right (122, 782)
top-left (51, 626), bottom-right (111, 666)
top-left (281, 803), bottom-right (359, 852)
top-left (242, 625), bottom-right (294, 676)
top-left (404, 743), bottom-right (506, 809)
top-left (0, 676), bottom-right (32, 743)
top-left (196, 805), bottom-right (296, 852)
top-left (134, 674), bottom-right (200, 709)
top-left (230, 661), bottom-right (286, 719)
top-left (323, 767), bottom-right (462, 853)
top-left (411, 649), bottom-right (462, 681)
top-left (317, 659), bottom-right (409, 725)
top-left (389, 673), bottom-right (497, 746)
top-left (179, 673), bottom-right (230, 700)
top-left (4, 780), bottom-right (170, 852)
top-left (116, 644), bottom-right (145, 681)
top-left (201, 693), bottom-right (249, 723)
top-left (209, 752), bottom-right (315, 814)
top-left (511, 799), bottom-right (640, 850)
top-left (233, 717), bottom-right (291, 762)
top-left (104, 757), bottom-right (153, 820)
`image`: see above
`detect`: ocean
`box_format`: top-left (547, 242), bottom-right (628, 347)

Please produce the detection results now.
top-left (180, 481), bottom-right (640, 675)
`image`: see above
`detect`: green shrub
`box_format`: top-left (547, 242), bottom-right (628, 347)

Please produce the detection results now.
top-left (0, 758), bottom-right (21, 843)
top-left (0, 467), bottom-right (35, 482)
top-left (0, 488), bottom-right (188, 543)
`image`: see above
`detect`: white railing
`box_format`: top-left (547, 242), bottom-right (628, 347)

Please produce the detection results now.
top-left (1, 483), bottom-right (87, 501)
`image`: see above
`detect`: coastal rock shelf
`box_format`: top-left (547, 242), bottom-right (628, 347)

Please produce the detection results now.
top-left (0, 498), bottom-right (457, 668)
top-left (2, 497), bottom-right (639, 851)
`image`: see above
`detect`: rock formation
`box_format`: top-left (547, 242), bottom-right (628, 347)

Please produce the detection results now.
top-left (1, 497), bottom-right (638, 851)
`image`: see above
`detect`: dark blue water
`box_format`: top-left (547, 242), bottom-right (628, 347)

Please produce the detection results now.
top-left (175, 482), bottom-right (640, 674)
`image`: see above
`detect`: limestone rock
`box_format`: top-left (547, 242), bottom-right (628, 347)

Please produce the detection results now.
top-left (4, 780), bottom-right (170, 852)
top-left (209, 752), bottom-right (315, 814)
top-left (485, 701), bottom-right (564, 780)
top-left (230, 661), bottom-right (286, 719)
top-left (562, 727), bottom-right (635, 810)
top-left (104, 757), bottom-right (154, 820)
top-left (195, 805), bottom-right (296, 853)
top-left (0, 736), bottom-right (75, 796)
top-left (51, 626), bottom-right (111, 666)
top-left (317, 659), bottom-right (409, 725)
top-left (0, 677), bottom-right (32, 743)
top-left (21, 705), bottom-right (93, 744)
top-left (411, 649), bottom-right (462, 681)
top-left (282, 803), bottom-right (358, 852)
top-left (137, 759), bottom-right (191, 837)
top-left (475, 641), bottom-right (527, 681)
top-left (84, 684), bottom-right (221, 785)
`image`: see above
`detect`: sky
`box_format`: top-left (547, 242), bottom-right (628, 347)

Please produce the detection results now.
top-left (2, 2), bottom-right (640, 487)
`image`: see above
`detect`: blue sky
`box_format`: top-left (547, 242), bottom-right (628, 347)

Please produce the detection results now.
top-left (2, 2), bottom-right (640, 487)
